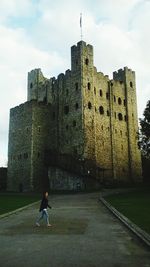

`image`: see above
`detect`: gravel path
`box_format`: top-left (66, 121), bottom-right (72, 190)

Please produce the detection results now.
top-left (0, 192), bottom-right (149, 267)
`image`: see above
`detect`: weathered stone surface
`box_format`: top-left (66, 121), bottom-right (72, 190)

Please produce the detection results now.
top-left (7, 41), bottom-right (142, 192)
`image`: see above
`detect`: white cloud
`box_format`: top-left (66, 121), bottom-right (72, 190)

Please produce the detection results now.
top-left (0, 24), bottom-right (69, 167)
top-left (0, 0), bottom-right (34, 23)
top-left (0, 0), bottom-right (150, 166)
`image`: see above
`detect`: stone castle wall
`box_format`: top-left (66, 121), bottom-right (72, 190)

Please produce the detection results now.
top-left (7, 41), bottom-right (142, 192)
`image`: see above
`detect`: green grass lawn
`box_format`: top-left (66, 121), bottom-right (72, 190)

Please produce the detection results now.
top-left (105, 189), bottom-right (150, 234)
top-left (0, 194), bottom-right (40, 215)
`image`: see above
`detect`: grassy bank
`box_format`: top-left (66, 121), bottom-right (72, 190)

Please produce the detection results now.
top-left (105, 189), bottom-right (150, 234)
top-left (0, 194), bottom-right (40, 215)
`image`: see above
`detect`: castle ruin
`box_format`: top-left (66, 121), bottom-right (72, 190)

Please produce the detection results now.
top-left (7, 41), bottom-right (142, 192)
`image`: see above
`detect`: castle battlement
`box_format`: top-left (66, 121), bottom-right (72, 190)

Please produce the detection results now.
top-left (113, 67), bottom-right (135, 82)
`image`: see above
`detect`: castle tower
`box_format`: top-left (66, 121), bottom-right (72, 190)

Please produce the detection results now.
top-left (70, 41), bottom-right (113, 182)
top-left (113, 68), bottom-right (142, 182)
top-left (71, 41), bottom-right (95, 158)
top-left (7, 101), bottom-right (52, 192)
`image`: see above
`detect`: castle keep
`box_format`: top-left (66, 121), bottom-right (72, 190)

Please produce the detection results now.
top-left (7, 41), bottom-right (142, 192)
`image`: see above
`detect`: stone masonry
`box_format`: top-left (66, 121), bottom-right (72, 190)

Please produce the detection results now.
top-left (7, 41), bottom-right (142, 192)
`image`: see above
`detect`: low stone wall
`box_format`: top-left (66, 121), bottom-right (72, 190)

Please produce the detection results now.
top-left (48, 167), bottom-right (101, 191)
top-left (48, 167), bottom-right (85, 191)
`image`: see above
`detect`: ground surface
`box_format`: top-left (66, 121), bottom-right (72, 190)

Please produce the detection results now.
top-left (0, 192), bottom-right (150, 267)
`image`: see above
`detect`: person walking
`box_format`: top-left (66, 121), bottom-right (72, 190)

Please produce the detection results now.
top-left (36, 191), bottom-right (52, 227)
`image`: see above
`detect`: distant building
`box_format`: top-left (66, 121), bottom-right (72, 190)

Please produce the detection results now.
top-left (0, 167), bottom-right (7, 191)
top-left (7, 41), bottom-right (142, 192)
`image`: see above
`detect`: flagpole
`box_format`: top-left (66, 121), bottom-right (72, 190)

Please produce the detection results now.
top-left (80, 13), bottom-right (83, 40)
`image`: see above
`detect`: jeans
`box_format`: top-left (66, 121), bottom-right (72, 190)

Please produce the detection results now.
top-left (36, 209), bottom-right (50, 225)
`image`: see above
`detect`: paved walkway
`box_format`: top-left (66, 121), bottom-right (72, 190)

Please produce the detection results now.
top-left (0, 192), bottom-right (150, 267)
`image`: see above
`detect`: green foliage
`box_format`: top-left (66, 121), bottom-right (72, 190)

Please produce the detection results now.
top-left (139, 100), bottom-right (150, 158)
top-left (142, 156), bottom-right (150, 183)
top-left (106, 189), bottom-right (150, 234)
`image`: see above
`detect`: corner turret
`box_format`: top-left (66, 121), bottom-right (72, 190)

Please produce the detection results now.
top-left (71, 41), bottom-right (93, 72)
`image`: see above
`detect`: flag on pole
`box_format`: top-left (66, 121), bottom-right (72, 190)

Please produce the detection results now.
top-left (80, 13), bottom-right (82, 28)
top-left (80, 13), bottom-right (83, 40)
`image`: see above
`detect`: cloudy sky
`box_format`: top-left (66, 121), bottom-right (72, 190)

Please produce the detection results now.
top-left (0, 0), bottom-right (150, 166)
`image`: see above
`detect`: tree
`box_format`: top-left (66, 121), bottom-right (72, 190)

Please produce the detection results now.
top-left (139, 100), bottom-right (150, 158)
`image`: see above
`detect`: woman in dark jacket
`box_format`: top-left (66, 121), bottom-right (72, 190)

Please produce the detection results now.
top-left (36, 191), bottom-right (52, 227)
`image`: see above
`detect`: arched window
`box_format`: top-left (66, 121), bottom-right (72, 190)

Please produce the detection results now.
top-left (75, 82), bottom-right (78, 91)
top-left (87, 82), bottom-right (91, 90)
top-left (85, 58), bottom-right (89, 65)
top-left (99, 89), bottom-right (102, 97)
top-left (99, 106), bottom-right (104, 114)
top-left (75, 103), bottom-right (79, 110)
top-left (94, 87), bottom-right (96, 95)
top-left (24, 153), bottom-right (28, 159)
top-left (88, 102), bottom-right (92, 109)
top-left (73, 120), bottom-right (76, 127)
top-left (30, 82), bottom-right (33, 89)
top-left (106, 92), bottom-right (109, 99)
top-left (124, 99), bottom-right (126, 106)
top-left (130, 81), bottom-right (133, 88)
top-left (118, 113), bottom-right (123, 121)
top-left (64, 105), bottom-right (69, 114)
top-left (43, 96), bottom-right (47, 102)
top-left (118, 97), bottom-right (122, 105)
top-left (52, 112), bottom-right (55, 120)
top-left (107, 110), bottom-right (110, 116)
